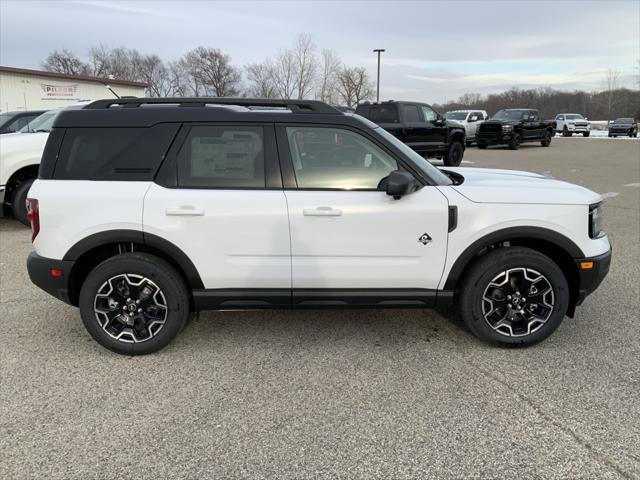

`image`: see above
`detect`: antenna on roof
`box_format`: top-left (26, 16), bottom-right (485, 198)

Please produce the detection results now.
top-left (104, 85), bottom-right (120, 99)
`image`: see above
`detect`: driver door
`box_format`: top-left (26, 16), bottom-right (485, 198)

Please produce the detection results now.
top-left (276, 125), bottom-right (449, 301)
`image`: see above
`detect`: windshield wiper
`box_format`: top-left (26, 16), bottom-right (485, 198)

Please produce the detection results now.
top-left (34, 129), bottom-right (50, 133)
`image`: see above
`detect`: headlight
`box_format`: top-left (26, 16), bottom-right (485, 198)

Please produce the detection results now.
top-left (589, 203), bottom-right (605, 239)
top-left (502, 125), bottom-right (513, 132)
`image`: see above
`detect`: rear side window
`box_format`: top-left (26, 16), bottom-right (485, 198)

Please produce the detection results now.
top-left (54, 124), bottom-right (179, 180)
top-left (369, 105), bottom-right (399, 123)
top-left (177, 125), bottom-right (265, 188)
top-left (403, 105), bottom-right (422, 122)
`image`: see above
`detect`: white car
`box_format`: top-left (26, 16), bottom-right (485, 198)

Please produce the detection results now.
top-left (555, 113), bottom-right (590, 137)
top-left (0, 104), bottom-right (88, 224)
top-left (26, 98), bottom-right (611, 355)
top-left (444, 110), bottom-right (488, 145)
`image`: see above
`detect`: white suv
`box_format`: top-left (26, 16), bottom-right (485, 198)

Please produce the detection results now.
top-left (26, 98), bottom-right (611, 355)
top-left (555, 113), bottom-right (591, 137)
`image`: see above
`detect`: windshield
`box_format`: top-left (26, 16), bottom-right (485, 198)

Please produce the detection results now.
top-left (492, 110), bottom-right (528, 121)
top-left (565, 114), bottom-right (584, 120)
top-left (374, 127), bottom-right (452, 186)
top-left (445, 112), bottom-right (468, 121)
top-left (0, 112), bottom-right (14, 123)
top-left (614, 118), bottom-right (633, 124)
top-left (19, 110), bottom-right (58, 133)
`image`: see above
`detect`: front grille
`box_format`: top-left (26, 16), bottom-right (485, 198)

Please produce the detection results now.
top-left (574, 122), bottom-right (588, 127)
top-left (479, 123), bottom-right (502, 133)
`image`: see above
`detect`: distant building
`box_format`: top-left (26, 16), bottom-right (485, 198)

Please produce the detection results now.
top-left (0, 66), bottom-right (147, 112)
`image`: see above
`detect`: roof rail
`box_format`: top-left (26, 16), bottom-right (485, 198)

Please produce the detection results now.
top-left (84, 97), bottom-right (341, 114)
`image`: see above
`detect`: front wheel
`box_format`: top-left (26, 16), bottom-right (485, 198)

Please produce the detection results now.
top-left (79, 253), bottom-right (190, 355)
top-left (477, 142), bottom-right (488, 149)
top-left (459, 247), bottom-right (569, 346)
top-left (541, 130), bottom-right (552, 147)
top-left (443, 140), bottom-right (464, 166)
top-left (508, 133), bottom-right (521, 150)
top-left (583, 132), bottom-right (590, 137)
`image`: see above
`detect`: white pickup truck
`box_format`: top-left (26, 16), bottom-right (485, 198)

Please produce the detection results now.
top-left (555, 113), bottom-right (591, 137)
top-left (444, 110), bottom-right (488, 145)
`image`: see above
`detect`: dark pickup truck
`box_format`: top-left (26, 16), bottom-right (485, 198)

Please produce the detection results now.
top-left (476, 109), bottom-right (555, 150)
top-left (355, 101), bottom-right (467, 166)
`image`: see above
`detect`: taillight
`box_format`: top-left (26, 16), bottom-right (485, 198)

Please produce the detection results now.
top-left (26, 198), bottom-right (40, 242)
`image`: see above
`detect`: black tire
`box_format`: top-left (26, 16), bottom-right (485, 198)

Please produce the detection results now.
top-left (508, 133), bottom-right (521, 150)
top-left (477, 142), bottom-right (488, 150)
top-left (459, 247), bottom-right (569, 347)
top-left (583, 132), bottom-right (590, 137)
top-left (443, 140), bottom-right (464, 166)
top-left (541, 130), bottom-right (552, 147)
top-left (562, 126), bottom-right (570, 137)
top-left (10, 178), bottom-right (34, 226)
top-left (79, 252), bottom-right (190, 355)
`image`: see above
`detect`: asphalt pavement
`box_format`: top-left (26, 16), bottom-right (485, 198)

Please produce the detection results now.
top-left (1, 136), bottom-right (639, 479)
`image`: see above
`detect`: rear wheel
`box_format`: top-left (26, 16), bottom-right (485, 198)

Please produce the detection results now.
top-left (508, 133), bottom-right (521, 150)
top-left (10, 178), bottom-right (34, 226)
top-left (443, 140), bottom-right (464, 166)
top-left (541, 130), bottom-right (552, 147)
top-left (477, 142), bottom-right (488, 149)
top-left (79, 253), bottom-right (190, 355)
top-left (459, 247), bottom-right (569, 346)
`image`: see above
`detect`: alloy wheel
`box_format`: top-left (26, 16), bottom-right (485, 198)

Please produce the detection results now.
top-left (481, 267), bottom-right (555, 337)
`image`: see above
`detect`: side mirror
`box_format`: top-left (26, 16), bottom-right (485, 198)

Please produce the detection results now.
top-left (386, 170), bottom-right (418, 199)
top-left (527, 115), bottom-right (536, 121)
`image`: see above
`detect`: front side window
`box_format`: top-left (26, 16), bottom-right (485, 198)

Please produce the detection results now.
top-left (177, 125), bottom-right (265, 188)
top-left (421, 106), bottom-right (438, 122)
top-left (286, 126), bottom-right (397, 189)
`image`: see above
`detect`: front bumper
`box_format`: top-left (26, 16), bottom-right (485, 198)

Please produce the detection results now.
top-left (476, 132), bottom-right (513, 145)
top-left (27, 251), bottom-right (75, 305)
top-left (574, 248), bottom-right (612, 305)
top-left (609, 128), bottom-right (633, 135)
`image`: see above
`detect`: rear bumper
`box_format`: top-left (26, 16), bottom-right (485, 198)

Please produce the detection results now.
top-left (574, 248), bottom-right (612, 305)
top-left (27, 251), bottom-right (75, 305)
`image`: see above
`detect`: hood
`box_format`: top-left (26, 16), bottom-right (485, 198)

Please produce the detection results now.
top-left (441, 167), bottom-right (602, 205)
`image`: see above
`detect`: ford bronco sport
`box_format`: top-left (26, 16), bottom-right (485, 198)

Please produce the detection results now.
top-left (26, 98), bottom-right (611, 355)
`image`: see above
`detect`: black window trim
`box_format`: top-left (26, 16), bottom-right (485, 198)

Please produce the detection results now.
top-left (274, 123), bottom-right (429, 191)
top-left (155, 121), bottom-right (282, 190)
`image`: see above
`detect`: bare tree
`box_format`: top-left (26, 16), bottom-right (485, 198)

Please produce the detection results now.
top-left (336, 66), bottom-right (374, 107)
top-left (135, 54), bottom-right (169, 97)
top-left (87, 44), bottom-right (112, 77)
top-left (316, 49), bottom-right (341, 104)
top-left (292, 33), bottom-right (316, 99)
top-left (245, 62), bottom-right (278, 98)
top-left (184, 47), bottom-right (241, 97)
top-left (41, 49), bottom-right (89, 75)
top-left (603, 68), bottom-right (621, 120)
top-left (272, 49), bottom-right (297, 99)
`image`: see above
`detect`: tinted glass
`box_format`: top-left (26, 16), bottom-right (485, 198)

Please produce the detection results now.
top-left (20, 110), bottom-right (58, 132)
top-left (614, 118), bottom-right (633, 124)
top-left (421, 106), bottom-right (438, 122)
top-left (445, 112), bottom-right (468, 120)
top-left (403, 105), bottom-right (422, 122)
top-left (55, 124), bottom-right (179, 180)
top-left (565, 114), bottom-right (584, 120)
top-left (7, 116), bottom-right (32, 132)
top-left (369, 105), bottom-right (399, 123)
top-left (177, 125), bottom-right (265, 188)
top-left (286, 126), bottom-right (397, 189)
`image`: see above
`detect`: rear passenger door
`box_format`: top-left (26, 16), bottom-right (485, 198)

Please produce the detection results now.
top-left (143, 123), bottom-right (291, 292)
top-left (401, 104), bottom-right (433, 157)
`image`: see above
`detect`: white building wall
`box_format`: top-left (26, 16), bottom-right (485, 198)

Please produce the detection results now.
top-left (0, 71), bottom-right (146, 112)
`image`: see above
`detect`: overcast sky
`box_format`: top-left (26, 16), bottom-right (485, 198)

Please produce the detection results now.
top-left (1, 0), bottom-right (638, 103)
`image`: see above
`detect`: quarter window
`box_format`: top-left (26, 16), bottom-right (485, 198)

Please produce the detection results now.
top-left (285, 126), bottom-right (397, 189)
top-left (403, 105), bottom-right (422, 122)
top-left (177, 126), bottom-right (265, 188)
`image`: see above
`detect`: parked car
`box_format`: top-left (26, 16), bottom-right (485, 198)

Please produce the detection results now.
top-left (444, 110), bottom-right (488, 145)
top-left (26, 97), bottom-right (611, 354)
top-left (0, 105), bottom-right (87, 224)
top-left (0, 110), bottom-right (47, 134)
top-left (476, 109), bottom-right (555, 150)
top-left (555, 113), bottom-right (590, 137)
top-left (608, 118), bottom-right (638, 137)
top-left (355, 101), bottom-right (466, 166)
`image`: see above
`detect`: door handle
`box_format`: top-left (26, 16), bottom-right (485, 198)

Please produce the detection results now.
top-left (303, 206), bottom-right (343, 217)
top-left (165, 206), bottom-right (205, 216)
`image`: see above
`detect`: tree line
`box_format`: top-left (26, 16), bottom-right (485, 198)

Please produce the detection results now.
top-left (40, 34), bottom-right (374, 107)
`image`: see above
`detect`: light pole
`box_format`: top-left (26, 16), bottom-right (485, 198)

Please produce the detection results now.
top-left (373, 49), bottom-right (385, 103)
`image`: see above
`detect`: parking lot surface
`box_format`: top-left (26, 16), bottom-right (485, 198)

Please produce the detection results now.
top-left (1, 137), bottom-right (639, 479)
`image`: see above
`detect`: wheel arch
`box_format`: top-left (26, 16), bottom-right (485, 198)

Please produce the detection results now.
top-left (3, 164), bottom-right (39, 205)
top-left (444, 227), bottom-right (584, 316)
top-left (64, 230), bottom-right (203, 306)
